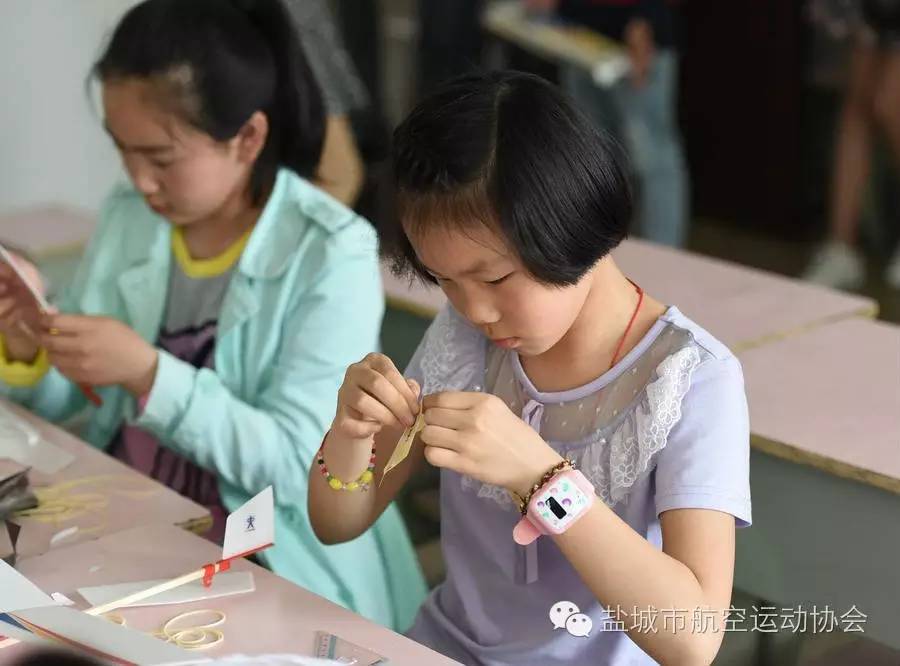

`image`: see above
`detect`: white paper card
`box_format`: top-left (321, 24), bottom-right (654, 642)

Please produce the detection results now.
top-left (0, 403), bottom-right (75, 474)
top-left (13, 605), bottom-right (195, 665)
top-left (77, 571), bottom-right (255, 608)
top-left (0, 559), bottom-right (55, 613)
top-left (0, 243), bottom-right (50, 311)
top-left (0, 616), bottom-right (58, 648)
top-left (222, 486), bottom-right (274, 561)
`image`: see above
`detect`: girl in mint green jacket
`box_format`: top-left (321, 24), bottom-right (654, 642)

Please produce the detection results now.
top-left (0, 0), bottom-right (425, 631)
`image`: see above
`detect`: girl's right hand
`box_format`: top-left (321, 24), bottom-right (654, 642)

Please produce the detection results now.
top-left (333, 353), bottom-right (420, 439)
top-left (0, 253), bottom-right (45, 362)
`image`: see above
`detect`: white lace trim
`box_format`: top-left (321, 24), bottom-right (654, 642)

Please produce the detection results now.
top-left (461, 344), bottom-right (703, 510)
top-left (416, 306), bottom-right (485, 395)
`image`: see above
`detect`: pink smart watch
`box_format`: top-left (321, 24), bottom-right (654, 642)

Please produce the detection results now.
top-left (513, 469), bottom-right (595, 545)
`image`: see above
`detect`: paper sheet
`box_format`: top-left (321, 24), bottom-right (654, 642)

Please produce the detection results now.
top-left (78, 571), bottom-right (255, 609)
top-left (221, 486), bottom-right (274, 561)
top-left (0, 558), bottom-right (55, 613)
top-left (12, 605), bottom-right (195, 665)
top-left (0, 242), bottom-right (50, 311)
top-left (0, 613), bottom-right (58, 648)
top-left (380, 410), bottom-right (425, 485)
top-left (0, 403), bottom-right (75, 474)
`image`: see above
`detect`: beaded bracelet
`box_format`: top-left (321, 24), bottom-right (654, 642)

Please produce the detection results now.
top-left (316, 432), bottom-right (376, 492)
top-left (510, 459), bottom-right (576, 515)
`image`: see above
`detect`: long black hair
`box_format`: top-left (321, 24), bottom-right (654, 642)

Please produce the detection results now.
top-left (384, 70), bottom-right (633, 287)
top-left (93, 0), bottom-right (324, 203)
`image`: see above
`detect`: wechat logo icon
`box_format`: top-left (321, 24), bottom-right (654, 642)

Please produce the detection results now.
top-left (549, 601), bottom-right (593, 638)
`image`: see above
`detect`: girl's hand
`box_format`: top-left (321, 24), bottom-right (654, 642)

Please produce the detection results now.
top-left (0, 253), bottom-right (46, 362)
top-left (333, 353), bottom-right (420, 440)
top-left (39, 314), bottom-right (158, 396)
top-left (420, 391), bottom-right (564, 497)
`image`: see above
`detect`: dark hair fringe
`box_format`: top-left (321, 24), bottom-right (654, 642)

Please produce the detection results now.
top-left (92, 0), bottom-right (324, 203)
top-left (382, 70), bottom-right (633, 287)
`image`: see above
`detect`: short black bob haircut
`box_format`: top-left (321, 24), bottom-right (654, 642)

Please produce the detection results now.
top-left (383, 70), bottom-right (633, 287)
top-left (92, 0), bottom-right (324, 205)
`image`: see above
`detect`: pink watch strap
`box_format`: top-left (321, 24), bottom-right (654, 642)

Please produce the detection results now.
top-left (513, 515), bottom-right (542, 545)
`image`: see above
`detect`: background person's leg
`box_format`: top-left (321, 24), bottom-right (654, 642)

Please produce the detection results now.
top-left (829, 44), bottom-right (880, 246)
top-left (805, 42), bottom-right (881, 288)
top-left (612, 50), bottom-right (689, 248)
top-left (872, 49), bottom-right (900, 286)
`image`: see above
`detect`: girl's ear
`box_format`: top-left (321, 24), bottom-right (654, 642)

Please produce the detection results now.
top-left (234, 110), bottom-right (269, 165)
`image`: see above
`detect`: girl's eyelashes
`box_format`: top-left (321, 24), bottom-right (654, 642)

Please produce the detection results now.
top-left (426, 272), bottom-right (514, 285)
top-left (486, 272), bottom-right (513, 285)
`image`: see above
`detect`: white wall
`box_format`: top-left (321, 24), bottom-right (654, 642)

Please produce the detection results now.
top-left (0, 1), bottom-right (138, 215)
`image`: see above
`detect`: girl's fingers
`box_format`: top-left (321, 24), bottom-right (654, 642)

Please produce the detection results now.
top-left (422, 391), bottom-right (483, 411)
top-left (419, 424), bottom-right (464, 451)
top-left (40, 333), bottom-right (84, 354)
top-left (407, 378), bottom-right (421, 402)
top-left (423, 445), bottom-right (465, 473)
top-left (346, 388), bottom-right (403, 428)
top-left (0, 296), bottom-right (18, 319)
top-left (359, 367), bottom-right (416, 427)
top-left (368, 354), bottom-right (419, 419)
top-left (423, 407), bottom-right (469, 431)
top-left (40, 313), bottom-right (92, 334)
top-left (15, 321), bottom-right (38, 342)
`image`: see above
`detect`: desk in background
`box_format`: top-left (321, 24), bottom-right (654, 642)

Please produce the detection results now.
top-left (382, 239), bottom-right (877, 352)
top-left (736, 318), bottom-right (900, 650)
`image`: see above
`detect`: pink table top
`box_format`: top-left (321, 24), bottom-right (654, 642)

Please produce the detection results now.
top-left (740, 317), bottom-right (900, 493)
top-left (2, 400), bottom-right (210, 560)
top-left (3, 524), bottom-right (459, 665)
top-left (381, 240), bottom-right (877, 351)
top-left (614, 240), bottom-right (877, 350)
top-left (0, 207), bottom-right (96, 258)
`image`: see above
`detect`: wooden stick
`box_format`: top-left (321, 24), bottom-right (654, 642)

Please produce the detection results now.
top-left (84, 561), bottom-right (229, 617)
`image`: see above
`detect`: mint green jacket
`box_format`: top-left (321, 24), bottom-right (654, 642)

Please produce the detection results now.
top-left (1, 169), bottom-right (426, 630)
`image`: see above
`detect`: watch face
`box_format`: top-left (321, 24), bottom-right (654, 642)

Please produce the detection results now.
top-left (533, 475), bottom-right (590, 532)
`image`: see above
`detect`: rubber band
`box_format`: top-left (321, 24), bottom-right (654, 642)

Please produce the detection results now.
top-left (95, 609), bottom-right (226, 651)
top-left (154, 609), bottom-right (226, 651)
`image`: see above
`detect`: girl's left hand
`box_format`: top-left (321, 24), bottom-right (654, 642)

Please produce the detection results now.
top-left (39, 314), bottom-right (158, 396)
top-left (421, 391), bottom-right (564, 497)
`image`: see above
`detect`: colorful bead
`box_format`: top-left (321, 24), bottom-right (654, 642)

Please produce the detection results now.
top-left (316, 430), bottom-right (376, 492)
